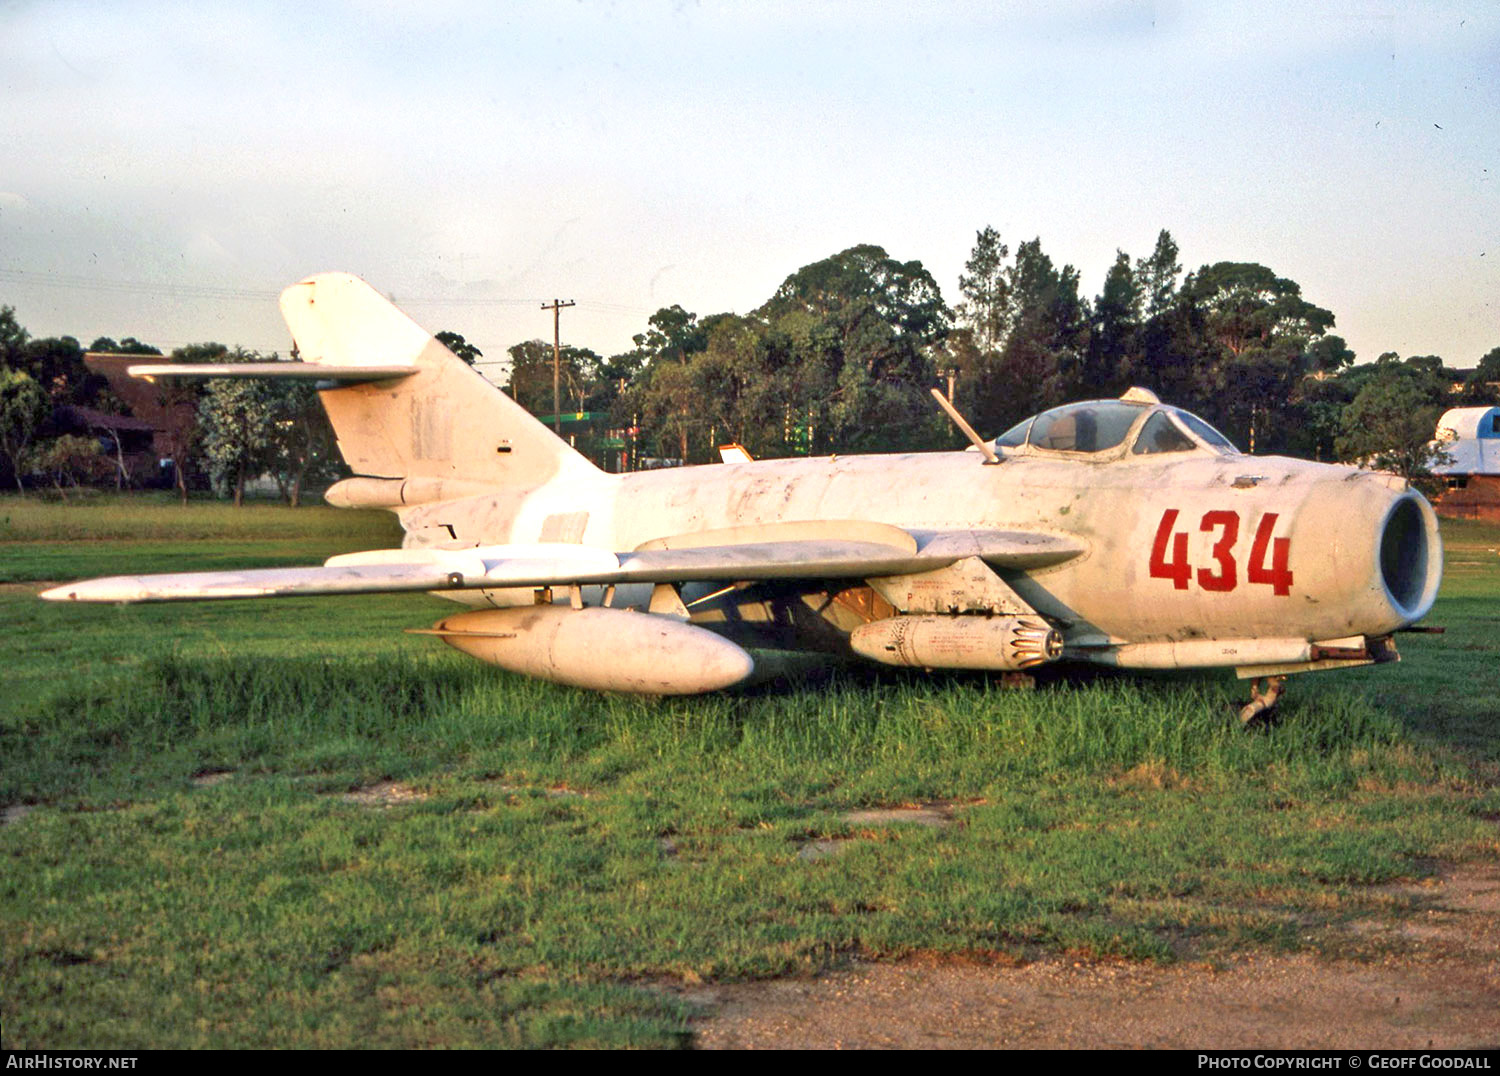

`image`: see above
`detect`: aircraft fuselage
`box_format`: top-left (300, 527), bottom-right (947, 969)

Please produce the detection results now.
top-left (398, 446), bottom-right (1441, 675)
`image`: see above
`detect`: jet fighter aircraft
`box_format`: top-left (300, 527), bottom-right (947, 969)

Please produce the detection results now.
top-left (42, 274), bottom-right (1443, 720)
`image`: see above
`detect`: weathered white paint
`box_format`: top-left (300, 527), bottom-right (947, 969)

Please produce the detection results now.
top-left (41, 273), bottom-right (1445, 693)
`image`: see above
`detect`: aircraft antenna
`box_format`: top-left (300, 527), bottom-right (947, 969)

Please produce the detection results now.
top-left (929, 388), bottom-right (1000, 464)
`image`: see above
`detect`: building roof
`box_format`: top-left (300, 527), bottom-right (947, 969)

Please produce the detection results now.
top-left (1433, 406), bottom-right (1500, 476)
top-left (51, 404), bottom-right (158, 433)
top-left (83, 352), bottom-right (196, 434)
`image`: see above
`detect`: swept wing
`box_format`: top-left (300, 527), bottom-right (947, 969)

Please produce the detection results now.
top-left (38, 527), bottom-right (1085, 604)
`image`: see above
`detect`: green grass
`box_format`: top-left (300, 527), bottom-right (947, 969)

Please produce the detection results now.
top-left (0, 491), bottom-right (402, 586)
top-left (1359, 517), bottom-right (1500, 765)
top-left (0, 490), bottom-right (403, 543)
top-left (2, 495), bottom-right (1497, 1048)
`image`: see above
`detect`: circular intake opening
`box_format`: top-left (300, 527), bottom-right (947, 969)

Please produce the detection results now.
top-left (1379, 495), bottom-right (1437, 617)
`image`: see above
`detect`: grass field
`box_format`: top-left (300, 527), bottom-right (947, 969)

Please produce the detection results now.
top-left (2, 494), bottom-right (1497, 1048)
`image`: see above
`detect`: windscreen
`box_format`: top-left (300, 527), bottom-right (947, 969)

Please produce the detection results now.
top-left (995, 417), bottom-right (1033, 448)
top-left (1027, 402), bottom-right (1148, 454)
top-left (1132, 411), bottom-right (1198, 454)
top-left (1172, 409), bottom-right (1240, 454)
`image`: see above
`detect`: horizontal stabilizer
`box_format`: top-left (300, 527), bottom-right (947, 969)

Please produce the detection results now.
top-left (128, 362), bottom-right (415, 383)
top-left (276, 273), bottom-right (601, 486)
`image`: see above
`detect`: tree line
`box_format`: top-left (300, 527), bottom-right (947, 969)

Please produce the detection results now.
top-left (3, 227), bottom-right (1497, 501)
top-left (0, 321), bottom-right (338, 503)
top-left (500, 230), bottom-right (1499, 481)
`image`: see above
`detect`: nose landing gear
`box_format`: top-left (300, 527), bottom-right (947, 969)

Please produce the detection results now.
top-left (1239, 675), bottom-right (1286, 726)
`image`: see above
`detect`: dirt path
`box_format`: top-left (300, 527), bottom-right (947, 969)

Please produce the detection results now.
top-left (690, 863), bottom-right (1500, 1049)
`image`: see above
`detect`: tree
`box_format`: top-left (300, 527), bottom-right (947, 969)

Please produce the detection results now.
top-left (1133, 229), bottom-right (1182, 320)
top-left (0, 307), bottom-right (28, 367)
top-left (967, 238), bottom-right (1087, 433)
top-left (182, 352), bottom-right (341, 507)
top-left (617, 316), bottom-right (754, 465)
top-left (590, 347), bottom-right (643, 417)
top-left (631, 305), bottom-right (707, 365)
top-left (18, 335), bottom-right (108, 408)
top-left (955, 226), bottom-right (1010, 353)
top-left (263, 378), bottom-right (341, 507)
top-left (759, 244), bottom-right (949, 345)
top-left (152, 345), bottom-right (219, 503)
top-left (603, 247), bottom-right (954, 465)
top-left (89, 337), bottom-right (162, 356)
top-left (1082, 251), bottom-right (1141, 398)
top-left (1305, 334), bottom-right (1355, 376)
top-left (0, 367), bottom-right (48, 492)
top-left (630, 356), bottom-right (705, 463)
top-left (1460, 345), bottom-right (1500, 406)
top-left (26, 434), bottom-right (110, 498)
top-left (436, 331), bottom-right (482, 366)
top-left (1173, 262), bottom-right (1337, 452)
top-left (197, 351), bottom-right (278, 506)
top-left (1285, 372), bottom-right (1356, 462)
top-left (1335, 355), bottom-right (1452, 487)
top-left (506, 339), bottom-right (600, 417)
top-left (620, 306), bottom-right (712, 462)
top-left (692, 315), bottom-right (788, 458)
top-left (1108, 229), bottom-right (1185, 396)
top-left (754, 245), bottom-right (950, 454)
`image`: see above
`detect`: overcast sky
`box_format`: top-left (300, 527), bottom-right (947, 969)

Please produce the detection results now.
top-left (2, 0), bottom-right (1496, 382)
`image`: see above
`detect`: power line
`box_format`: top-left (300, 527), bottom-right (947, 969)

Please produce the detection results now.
top-left (2, 269), bottom-right (654, 371)
top-left (0, 267), bottom-right (653, 315)
top-left (0, 268), bottom-right (278, 302)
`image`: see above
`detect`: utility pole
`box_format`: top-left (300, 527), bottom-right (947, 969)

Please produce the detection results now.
top-left (540, 299), bottom-right (576, 432)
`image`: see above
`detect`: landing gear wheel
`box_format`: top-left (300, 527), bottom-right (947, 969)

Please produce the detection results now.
top-left (1238, 676), bottom-right (1286, 726)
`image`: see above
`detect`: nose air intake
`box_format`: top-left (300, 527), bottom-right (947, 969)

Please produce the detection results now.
top-left (1379, 494), bottom-right (1442, 622)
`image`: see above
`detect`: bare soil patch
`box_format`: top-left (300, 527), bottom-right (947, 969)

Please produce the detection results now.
top-left (842, 803), bottom-right (959, 829)
top-left (799, 801), bottom-right (963, 861)
top-left (691, 862), bottom-right (1500, 1049)
top-left (1, 804), bottom-right (36, 825)
top-left (338, 780), bottom-right (428, 806)
top-left (477, 778), bottom-right (590, 799)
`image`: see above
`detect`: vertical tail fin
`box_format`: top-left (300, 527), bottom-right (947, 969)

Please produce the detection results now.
top-left (280, 273), bottom-right (601, 489)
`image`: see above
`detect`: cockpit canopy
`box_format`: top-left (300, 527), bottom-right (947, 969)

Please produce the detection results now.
top-left (993, 396), bottom-right (1240, 458)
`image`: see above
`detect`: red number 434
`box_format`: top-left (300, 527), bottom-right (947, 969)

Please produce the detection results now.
top-left (1149, 509), bottom-right (1293, 596)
